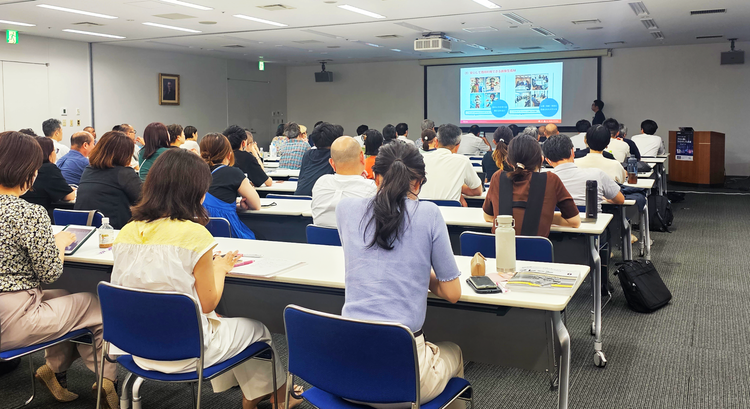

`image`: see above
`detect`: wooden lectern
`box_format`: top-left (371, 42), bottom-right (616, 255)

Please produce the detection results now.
top-left (668, 131), bottom-right (725, 185)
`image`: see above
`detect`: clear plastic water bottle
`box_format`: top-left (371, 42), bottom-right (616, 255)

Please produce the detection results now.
top-left (270, 142), bottom-right (277, 158)
top-left (495, 215), bottom-right (516, 273)
top-left (98, 217), bottom-right (114, 248)
top-left (627, 155), bottom-right (638, 184)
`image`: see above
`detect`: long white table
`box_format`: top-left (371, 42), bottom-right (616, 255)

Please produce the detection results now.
top-left (642, 156), bottom-right (668, 195)
top-left (53, 227), bottom-right (588, 409)
top-left (265, 169), bottom-right (300, 179)
top-left (255, 181), bottom-right (298, 196)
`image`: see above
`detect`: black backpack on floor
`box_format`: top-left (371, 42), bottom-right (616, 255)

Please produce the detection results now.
top-left (648, 195), bottom-right (673, 232)
top-left (614, 260), bottom-right (672, 313)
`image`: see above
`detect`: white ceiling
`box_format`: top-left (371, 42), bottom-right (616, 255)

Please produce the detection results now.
top-left (1, 0), bottom-right (748, 65)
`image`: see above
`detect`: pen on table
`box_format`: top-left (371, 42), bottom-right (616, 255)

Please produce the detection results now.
top-left (97, 247), bottom-right (112, 255)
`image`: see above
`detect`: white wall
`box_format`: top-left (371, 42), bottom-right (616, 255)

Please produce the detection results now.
top-left (0, 35), bottom-right (91, 145)
top-left (286, 60), bottom-right (424, 138)
top-left (601, 41), bottom-right (750, 175)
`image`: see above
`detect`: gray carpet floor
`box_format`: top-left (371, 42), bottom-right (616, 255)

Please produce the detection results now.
top-left (2, 193), bottom-right (748, 408)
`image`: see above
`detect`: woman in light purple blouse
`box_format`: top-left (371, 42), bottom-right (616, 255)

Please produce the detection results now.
top-left (336, 142), bottom-right (465, 407)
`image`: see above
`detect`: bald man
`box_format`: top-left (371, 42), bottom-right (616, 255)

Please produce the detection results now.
top-left (57, 131), bottom-right (94, 185)
top-left (545, 124), bottom-right (559, 138)
top-left (311, 136), bottom-right (377, 227)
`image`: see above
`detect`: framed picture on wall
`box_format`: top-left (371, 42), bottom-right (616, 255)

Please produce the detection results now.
top-left (159, 73), bottom-right (180, 105)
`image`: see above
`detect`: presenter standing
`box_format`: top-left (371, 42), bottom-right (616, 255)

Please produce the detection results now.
top-left (591, 100), bottom-right (606, 125)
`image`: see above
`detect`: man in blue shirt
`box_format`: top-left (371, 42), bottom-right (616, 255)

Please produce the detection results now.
top-left (57, 131), bottom-right (94, 185)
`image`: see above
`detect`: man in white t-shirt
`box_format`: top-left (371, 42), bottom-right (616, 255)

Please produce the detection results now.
top-left (421, 124), bottom-right (483, 205)
top-left (543, 135), bottom-right (624, 211)
top-left (456, 125), bottom-right (491, 155)
top-left (631, 119), bottom-right (666, 157)
top-left (602, 118), bottom-right (630, 163)
top-left (570, 119), bottom-right (591, 151)
top-left (42, 118), bottom-right (69, 158)
top-left (312, 136), bottom-right (377, 227)
top-left (575, 124), bottom-right (627, 183)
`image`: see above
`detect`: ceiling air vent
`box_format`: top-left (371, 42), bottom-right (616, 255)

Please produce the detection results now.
top-left (531, 27), bottom-right (555, 36)
top-left (462, 26), bottom-right (498, 33)
top-left (293, 40), bottom-right (323, 44)
top-left (651, 31), bottom-right (665, 40)
top-left (628, 2), bottom-right (649, 17)
top-left (641, 18), bottom-right (658, 30)
top-left (690, 9), bottom-right (727, 15)
top-left (72, 21), bottom-right (104, 27)
top-left (257, 4), bottom-right (295, 11)
top-left (520, 46), bottom-right (544, 50)
top-left (696, 35), bottom-right (723, 39)
top-left (572, 19), bottom-right (601, 25)
top-left (605, 41), bottom-right (626, 45)
top-left (376, 34), bottom-right (401, 39)
top-left (449, 51), bottom-right (465, 54)
top-left (394, 22), bottom-right (431, 32)
top-left (587, 27), bottom-right (604, 30)
top-left (153, 13), bottom-right (195, 20)
top-left (553, 38), bottom-right (573, 46)
top-left (223, 45), bottom-right (245, 48)
top-left (503, 12), bottom-right (532, 25)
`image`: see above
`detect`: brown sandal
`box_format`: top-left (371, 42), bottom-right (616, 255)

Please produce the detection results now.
top-left (35, 364), bottom-right (78, 402)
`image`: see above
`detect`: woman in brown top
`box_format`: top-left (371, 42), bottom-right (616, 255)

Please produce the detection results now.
top-left (0, 132), bottom-right (119, 408)
top-left (482, 134), bottom-right (580, 237)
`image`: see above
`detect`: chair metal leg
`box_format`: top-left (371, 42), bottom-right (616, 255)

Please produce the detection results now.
top-left (17, 355), bottom-right (36, 408)
top-left (270, 349), bottom-right (278, 409)
top-left (284, 372), bottom-right (293, 409)
top-left (120, 373), bottom-right (133, 409)
top-left (190, 383), bottom-right (197, 409)
top-left (131, 377), bottom-right (145, 409)
top-left (96, 343), bottom-right (108, 409)
top-left (195, 378), bottom-right (203, 409)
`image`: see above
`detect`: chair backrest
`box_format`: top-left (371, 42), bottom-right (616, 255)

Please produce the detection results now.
top-left (284, 305), bottom-right (419, 404)
top-left (206, 217), bottom-right (232, 238)
top-left (266, 194), bottom-right (312, 201)
top-left (97, 282), bottom-right (203, 361)
top-left (306, 224), bottom-right (341, 246)
top-left (288, 177), bottom-right (299, 182)
top-left (53, 209), bottom-right (104, 227)
top-left (419, 199), bottom-right (462, 207)
top-left (459, 231), bottom-right (554, 262)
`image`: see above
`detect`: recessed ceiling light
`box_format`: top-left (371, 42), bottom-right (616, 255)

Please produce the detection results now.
top-left (472, 0), bottom-right (501, 9)
top-left (199, 21), bottom-right (217, 24)
top-left (0, 19), bottom-right (36, 27)
top-left (62, 29), bottom-right (125, 39)
top-left (391, 48), bottom-right (402, 52)
top-left (337, 4), bottom-right (386, 19)
top-left (37, 4), bottom-right (117, 19)
top-left (160, 0), bottom-right (213, 10)
top-left (233, 14), bottom-right (288, 27)
top-left (143, 22), bottom-right (201, 33)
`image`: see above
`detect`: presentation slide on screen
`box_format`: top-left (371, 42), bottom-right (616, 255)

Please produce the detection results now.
top-left (459, 62), bottom-right (563, 124)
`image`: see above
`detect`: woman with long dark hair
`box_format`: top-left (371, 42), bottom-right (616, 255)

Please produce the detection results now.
top-left (20, 136), bottom-right (76, 220)
top-left (200, 133), bottom-right (261, 239)
top-left (336, 142), bottom-right (465, 407)
top-left (482, 134), bottom-right (580, 236)
top-left (112, 149), bottom-right (301, 409)
top-left (481, 126), bottom-right (513, 183)
top-left (137, 122), bottom-right (171, 181)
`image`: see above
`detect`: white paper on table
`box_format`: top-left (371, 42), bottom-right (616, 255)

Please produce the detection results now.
top-left (516, 266), bottom-right (579, 278)
top-left (231, 258), bottom-right (306, 278)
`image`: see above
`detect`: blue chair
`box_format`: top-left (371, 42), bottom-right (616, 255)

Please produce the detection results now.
top-left (420, 199), bottom-right (462, 207)
top-left (459, 231), bottom-right (554, 262)
top-left (306, 224), bottom-right (341, 246)
top-left (288, 177), bottom-right (299, 182)
top-left (206, 217), bottom-right (232, 238)
top-left (469, 156), bottom-right (483, 161)
top-left (471, 162), bottom-right (481, 167)
top-left (0, 326), bottom-right (96, 408)
top-left (266, 194), bottom-right (312, 200)
top-left (53, 209), bottom-right (104, 227)
top-left (283, 305), bottom-right (473, 409)
top-left (96, 282), bottom-right (277, 409)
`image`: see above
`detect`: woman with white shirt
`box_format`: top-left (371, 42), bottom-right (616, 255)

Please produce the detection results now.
top-left (111, 149), bottom-right (300, 409)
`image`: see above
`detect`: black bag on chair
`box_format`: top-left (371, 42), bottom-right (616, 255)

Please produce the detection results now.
top-left (614, 260), bottom-right (672, 313)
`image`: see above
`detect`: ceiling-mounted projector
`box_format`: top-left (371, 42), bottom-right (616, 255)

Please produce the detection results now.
top-left (414, 32), bottom-right (452, 52)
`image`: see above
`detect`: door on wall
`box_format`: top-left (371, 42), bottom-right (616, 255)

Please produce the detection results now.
top-left (227, 79), bottom-right (272, 147)
top-left (2, 61), bottom-right (50, 134)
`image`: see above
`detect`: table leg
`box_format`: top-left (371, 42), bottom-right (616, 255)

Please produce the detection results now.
top-left (642, 202), bottom-right (651, 260)
top-left (552, 311), bottom-right (570, 409)
top-left (620, 206), bottom-right (632, 261)
top-left (589, 235), bottom-right (606, 367)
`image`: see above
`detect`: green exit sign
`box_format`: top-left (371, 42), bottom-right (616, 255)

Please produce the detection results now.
top-left (6, 30), bottom-right (18, 44)
top-left (258, 61), bottom-right (265, 71)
